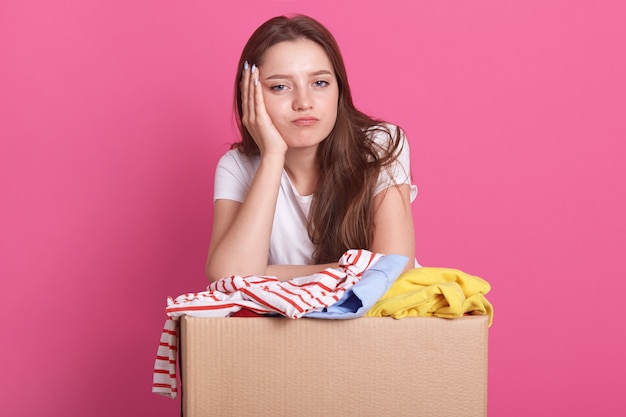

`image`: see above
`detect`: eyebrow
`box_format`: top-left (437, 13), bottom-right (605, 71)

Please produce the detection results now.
top-left (264, 70), bottom-right (334, 80)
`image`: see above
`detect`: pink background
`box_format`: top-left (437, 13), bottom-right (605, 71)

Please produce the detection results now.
top-left (2, 1), bottom-right (624, 416)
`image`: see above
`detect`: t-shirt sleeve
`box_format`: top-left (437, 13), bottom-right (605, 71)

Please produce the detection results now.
top-left (213, 150), bottom-right (257, 203)
top-left (373, 125), bottom-right (418, 202)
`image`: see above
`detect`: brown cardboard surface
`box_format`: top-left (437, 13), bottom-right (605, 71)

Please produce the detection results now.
top-left (181, 315), bottom-right (488, 417)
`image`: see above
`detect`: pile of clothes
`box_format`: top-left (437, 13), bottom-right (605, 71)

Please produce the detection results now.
top-left (152, 249), bottom-right (493, 398)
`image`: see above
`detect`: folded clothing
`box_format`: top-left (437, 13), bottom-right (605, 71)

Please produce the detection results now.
top-left (365, 267), bottom-right (494, 326)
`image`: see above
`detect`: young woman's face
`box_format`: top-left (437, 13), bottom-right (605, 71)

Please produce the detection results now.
top-left (259, 39), bottom-right (339, 150)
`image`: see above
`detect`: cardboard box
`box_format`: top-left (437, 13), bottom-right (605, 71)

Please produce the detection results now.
top-left (180, 315), bottom-right (488, 417)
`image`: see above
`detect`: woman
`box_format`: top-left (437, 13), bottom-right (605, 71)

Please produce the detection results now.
top-left (206, 14), bottom-right (417, 281)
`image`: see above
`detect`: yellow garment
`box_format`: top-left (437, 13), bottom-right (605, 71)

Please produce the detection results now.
top-left (365, 267), bottom-right (494, 326)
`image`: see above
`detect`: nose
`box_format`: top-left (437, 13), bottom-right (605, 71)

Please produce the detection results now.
top-left (292, 88), bottom-right (312, 111)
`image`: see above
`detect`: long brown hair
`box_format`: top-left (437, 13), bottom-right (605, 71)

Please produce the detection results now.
top-left (232, 15), bottom-right (405, 263)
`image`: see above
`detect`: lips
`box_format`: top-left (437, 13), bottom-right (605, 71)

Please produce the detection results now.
top-left (292, 117), bottom-right (319, 126)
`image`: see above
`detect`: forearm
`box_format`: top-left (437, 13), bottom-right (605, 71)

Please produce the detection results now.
top-left (206, 154), bottom-right (285, 280)
top-left (370, 184), bottom-right (416, 275)
top-left (265, 262), bottom-right (339, 281)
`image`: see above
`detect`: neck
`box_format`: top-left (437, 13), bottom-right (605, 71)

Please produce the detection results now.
top-left (284, 146), bottom-right (319, 196)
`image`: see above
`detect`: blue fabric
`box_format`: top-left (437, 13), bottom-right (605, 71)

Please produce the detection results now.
top-left (304, 254), bottom-right (408, 319)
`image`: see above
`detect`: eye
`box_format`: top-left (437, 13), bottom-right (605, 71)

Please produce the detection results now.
top-left (270, 84), bottom-right (288, 91)
top-left (313, 80), bottom-right (329, 88)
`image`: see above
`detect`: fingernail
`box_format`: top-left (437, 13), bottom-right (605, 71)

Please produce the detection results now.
top-left (244, 61), bottom-right (249, 70)
top-left (251, 64), bottom-right (256, 74)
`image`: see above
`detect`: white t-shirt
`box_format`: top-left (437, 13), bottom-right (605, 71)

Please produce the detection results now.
top-left (213, 124), bottom-right (417, 266)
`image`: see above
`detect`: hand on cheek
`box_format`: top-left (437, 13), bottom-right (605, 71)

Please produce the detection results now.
top-left (240, 62), bottom-right (288, 157)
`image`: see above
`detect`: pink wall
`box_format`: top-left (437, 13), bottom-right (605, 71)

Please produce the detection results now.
top-left (2, 1), bottom-right (624, 415)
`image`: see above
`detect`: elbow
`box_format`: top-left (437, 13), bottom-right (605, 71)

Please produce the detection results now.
top-left (206, 269), bottom-right (222, 283)
top-left (205, 258), bottom-right (240, 282)
top-left (205, 251), bottom-right (269, 281)
top-left (205, 257), bottom-right (221, 282)
top-left (206, 269), bottom-right (217, 283)
top-left (400, 258), bottom-right (414, 275)
top-left (206, 269), bottom-right (226, 283)
top-left (205, 249), bottom-right (234, 282)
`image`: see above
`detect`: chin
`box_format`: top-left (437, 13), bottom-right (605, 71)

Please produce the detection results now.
top-left (281, 132), bottom-right (320, 148)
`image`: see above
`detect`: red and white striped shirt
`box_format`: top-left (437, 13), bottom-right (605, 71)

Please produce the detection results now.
top-left (152, 249), bottom-right (382, 398)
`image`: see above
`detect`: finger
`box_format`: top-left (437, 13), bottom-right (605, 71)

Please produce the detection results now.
top-left (240, 61), bottom-right (253, 124)
top-left (252, 65), bottom-right (265, 119)
top-left (248, 64), bottom-right (259, 123)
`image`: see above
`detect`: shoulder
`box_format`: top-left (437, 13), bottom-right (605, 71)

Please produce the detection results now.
top-left (371, 123), bottom-right (417, 200)
top-left (367, 122), bottom-right (403, 135)
top-left (214, 149), bottom-right (260, 201)
top-left (218, 148), bottom-right (258, 168)
top-left (367, 122), bottom-right (406, 143)
top-left (366, 123), bottom-right (410, 157)
top-left (216, 149), bottom-right (260, 177)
